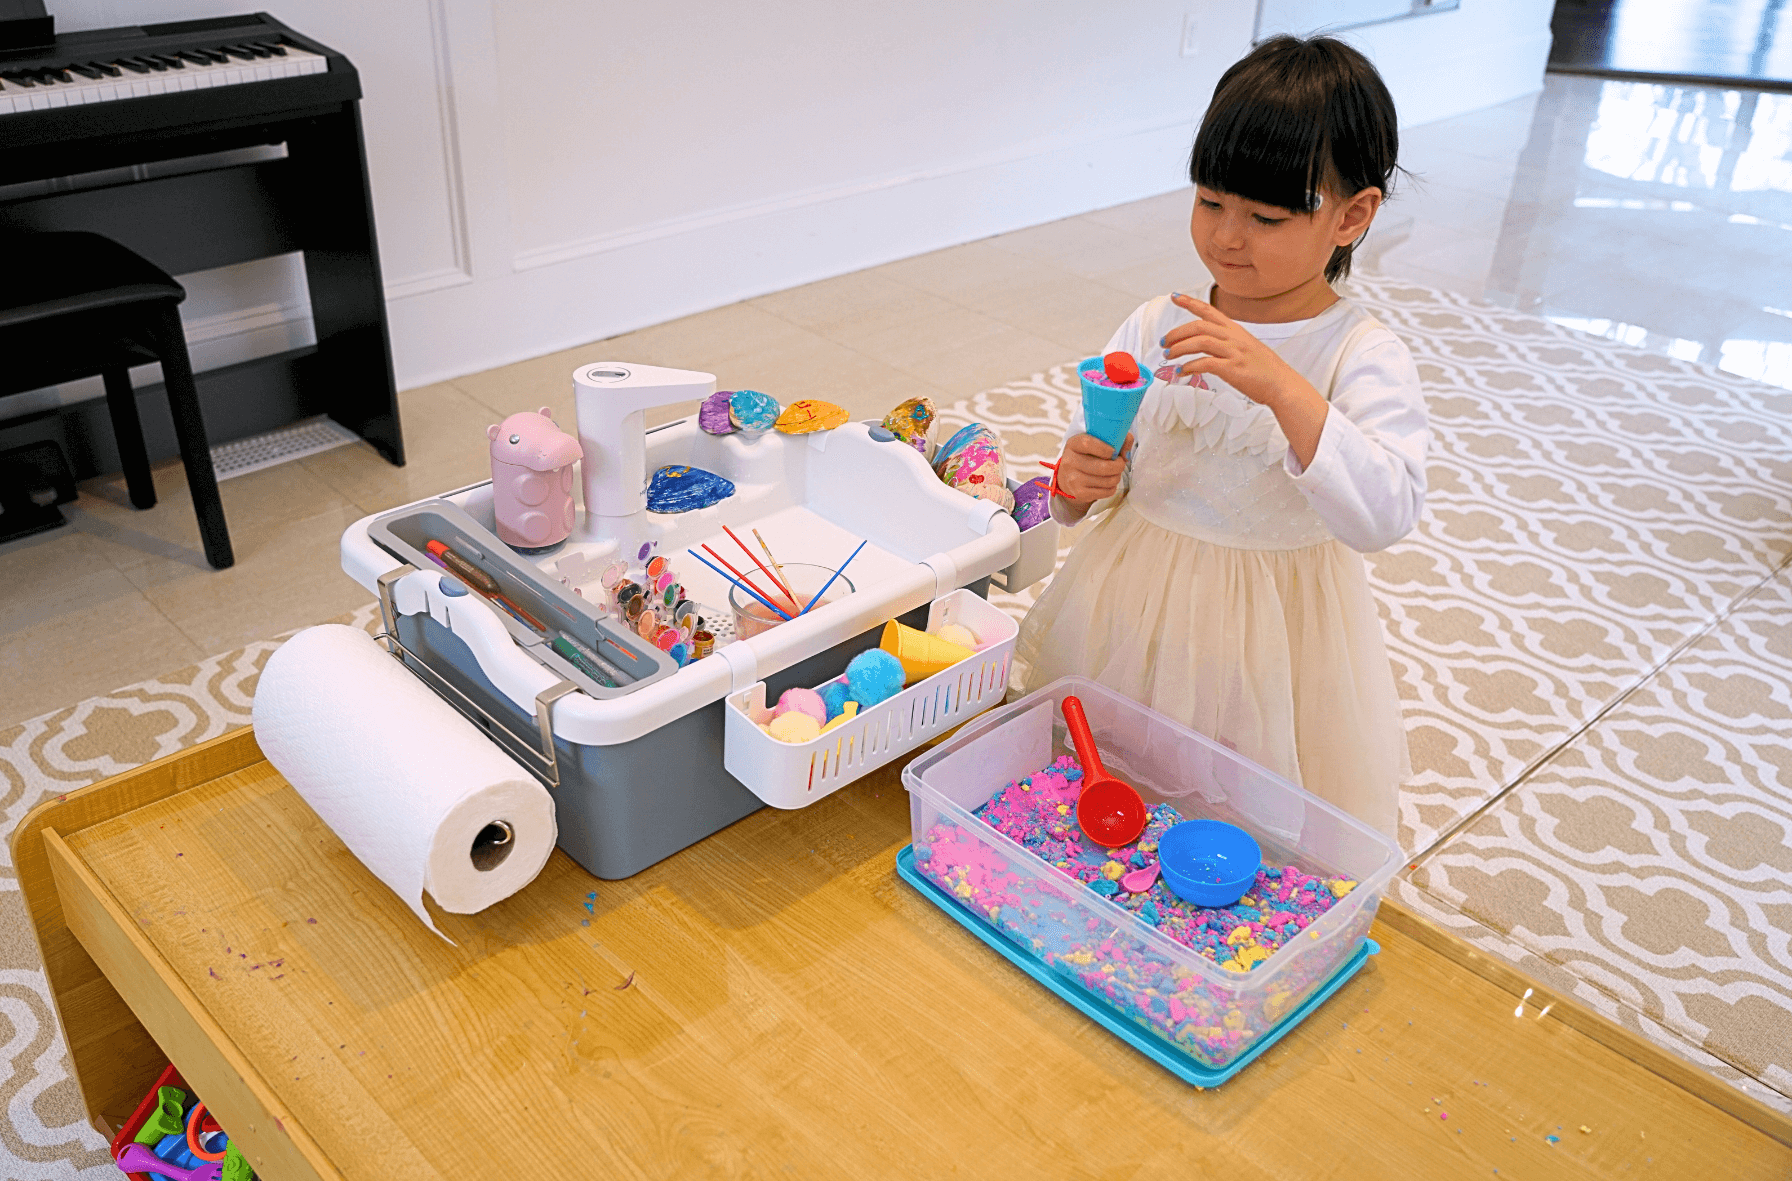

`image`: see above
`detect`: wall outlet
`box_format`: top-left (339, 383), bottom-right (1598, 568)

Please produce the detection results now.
top-left (1180, 13), bottom-right (1200, 58)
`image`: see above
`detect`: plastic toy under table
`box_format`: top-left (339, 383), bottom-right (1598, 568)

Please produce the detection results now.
top-left (340, 362), bottom-right (1055, 880)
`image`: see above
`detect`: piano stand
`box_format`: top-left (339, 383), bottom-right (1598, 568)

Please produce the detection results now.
top-left (0, 14), bottom-right (406, 482)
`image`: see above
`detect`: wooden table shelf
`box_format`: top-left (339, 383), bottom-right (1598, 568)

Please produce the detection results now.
top-left (15, 729), bottom-right (1792, 1179)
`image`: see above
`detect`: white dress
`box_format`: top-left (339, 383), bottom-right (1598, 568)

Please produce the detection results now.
top-left (1016, 292), bottom-right (1429, 840)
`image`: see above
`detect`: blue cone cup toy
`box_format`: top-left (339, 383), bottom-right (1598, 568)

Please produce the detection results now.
top-left (1078, 355), bottom-right (1150, 454)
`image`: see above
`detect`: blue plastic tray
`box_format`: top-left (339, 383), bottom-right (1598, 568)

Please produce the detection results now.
top-left (896, 844), bottom-right (1377, 1087)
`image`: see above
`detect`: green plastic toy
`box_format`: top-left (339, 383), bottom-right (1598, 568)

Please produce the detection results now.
top-left (221, 1142), bottom-right (253, 1181)
top-left (133, 1086), bottom-right (187, 1145)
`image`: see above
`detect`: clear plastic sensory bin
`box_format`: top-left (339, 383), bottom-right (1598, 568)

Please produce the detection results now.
top-left (902, 677), bottom-right (1402, 1075)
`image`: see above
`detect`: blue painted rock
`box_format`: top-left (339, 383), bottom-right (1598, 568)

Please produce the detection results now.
top-left (775, 399), bottom-right (848, 434)
top-left (646, 465), bottom-right (736, 513)
top-left (932, 423), bottom-right (1013, 511)
top-left (880, 396), bottom-right (935, 453)
top-left (1011, 475), bottom-right (1052, 531)
top-left (699, 390), bottom-right (736, 435)
top-left (729, 389), bottom-right (780, 433)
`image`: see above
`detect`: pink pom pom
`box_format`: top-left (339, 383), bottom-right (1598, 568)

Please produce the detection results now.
top-left (773, 687), bottom-right (828, 725)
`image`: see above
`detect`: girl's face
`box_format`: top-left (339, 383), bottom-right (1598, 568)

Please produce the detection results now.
top-left (1189, 185), bottom-right (1382, 301)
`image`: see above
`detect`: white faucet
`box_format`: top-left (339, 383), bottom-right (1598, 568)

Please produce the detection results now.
top-left (570, 362), bottom-right (716, 544)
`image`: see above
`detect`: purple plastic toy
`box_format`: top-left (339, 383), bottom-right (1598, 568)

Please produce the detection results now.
top-left (488, 407), bottom-right (582, 549)
top-left (116, 1143), bottom-right (224, 1181)
top-left (1010, 475), bottom-right (1051, 531)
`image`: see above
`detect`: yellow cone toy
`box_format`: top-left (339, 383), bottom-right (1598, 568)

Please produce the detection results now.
top-left (881, 620), bottom-right (975, 684)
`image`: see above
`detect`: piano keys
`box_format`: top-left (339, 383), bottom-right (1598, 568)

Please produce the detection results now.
top-left (0, 39), bottom-right (328, 115)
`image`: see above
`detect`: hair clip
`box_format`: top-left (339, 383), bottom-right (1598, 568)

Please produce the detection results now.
top-left (1308, 191), bottom-right (1324, 211)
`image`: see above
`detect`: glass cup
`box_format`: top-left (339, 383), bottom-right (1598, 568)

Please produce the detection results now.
top-left (728, 562), bottom-right (855, 639)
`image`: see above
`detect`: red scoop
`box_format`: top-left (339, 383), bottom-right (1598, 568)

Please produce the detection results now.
top-left (1062, 695), bottom-right (1148, 847)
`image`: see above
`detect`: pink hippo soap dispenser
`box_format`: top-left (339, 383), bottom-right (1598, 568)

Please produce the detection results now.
top-left (488, 407), bottom-right (583, 549)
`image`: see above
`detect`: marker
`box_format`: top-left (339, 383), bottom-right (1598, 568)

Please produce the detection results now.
top-left (424, 539), bottom-right (547, 631)
top-left (550, 634), bottom-right (626, 688)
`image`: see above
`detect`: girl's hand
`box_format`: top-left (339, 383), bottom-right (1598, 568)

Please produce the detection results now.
top-left (1161, 294), bottom-right (1314, 411)
top-left (1053, 432), bottom-right (1133, 503)
top-left (1161, 293), bottom-right (1329, 468)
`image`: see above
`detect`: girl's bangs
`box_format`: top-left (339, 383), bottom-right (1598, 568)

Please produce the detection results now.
top-left (1190, 96), bottom-right (1327, 214)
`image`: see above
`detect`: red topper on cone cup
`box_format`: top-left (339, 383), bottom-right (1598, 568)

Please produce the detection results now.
top-left (1062, 695), bottom-right (1148, 847)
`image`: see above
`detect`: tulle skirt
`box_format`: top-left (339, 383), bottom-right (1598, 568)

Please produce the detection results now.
top-left (1016, 501), bottom-right (1409, 840)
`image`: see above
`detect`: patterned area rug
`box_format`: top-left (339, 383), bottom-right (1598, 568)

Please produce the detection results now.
top-left (0, 274), bottom-right (1788, 1177)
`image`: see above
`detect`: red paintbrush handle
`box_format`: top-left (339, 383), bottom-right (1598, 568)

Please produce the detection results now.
top-left (1060, 695), bottom-right (1106, 780)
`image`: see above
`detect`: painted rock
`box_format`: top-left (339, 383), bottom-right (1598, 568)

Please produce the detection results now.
top-left (880, 396), bottom-right (936, 453)
top-left (1011, 475), bottom-right (1052, 531)
top-left (775, 399), bottom-right (848, 434)
top-left (646, 465), bottom-right (736, 514)
top-left (729, 389), bottom-right (780, 433)
top-left (932, 423), bottom-right (1014, 511)
top-left (698, 390), bottom-right (736, 435)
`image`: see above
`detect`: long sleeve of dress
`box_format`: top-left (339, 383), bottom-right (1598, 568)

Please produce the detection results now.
top-left (1284, 333), bottom-right (1428, 553)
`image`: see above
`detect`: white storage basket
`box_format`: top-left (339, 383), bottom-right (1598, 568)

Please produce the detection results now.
top-left (724, 589), bottom-right (1018, 808)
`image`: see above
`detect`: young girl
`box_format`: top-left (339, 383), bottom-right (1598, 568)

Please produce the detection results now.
top-left (1018, 36), bottom-right (1426, 841)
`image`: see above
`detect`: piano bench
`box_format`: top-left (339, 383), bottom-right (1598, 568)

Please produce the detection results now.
top-left (0, 231), bottom-right (233, 569)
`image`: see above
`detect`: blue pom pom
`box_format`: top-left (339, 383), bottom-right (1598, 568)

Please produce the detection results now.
top-left (845, 649), bottom-right (904, 708)
top-left (819, 680), bottom-right (851, 720)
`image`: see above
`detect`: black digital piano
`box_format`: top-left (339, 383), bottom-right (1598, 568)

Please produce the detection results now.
top-left (0, 8), bottom-right (404, 477)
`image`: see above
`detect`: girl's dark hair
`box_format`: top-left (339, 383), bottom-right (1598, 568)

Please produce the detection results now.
top-left (1189, 36), bottom-right (1400, 282)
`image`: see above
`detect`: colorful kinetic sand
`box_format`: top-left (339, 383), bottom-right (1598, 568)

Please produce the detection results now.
top-left (915, 754), bottom-right (1361, 1067)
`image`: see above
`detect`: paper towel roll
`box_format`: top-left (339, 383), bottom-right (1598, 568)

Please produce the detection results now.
top-left (253, 624), bottom-right (557, 939)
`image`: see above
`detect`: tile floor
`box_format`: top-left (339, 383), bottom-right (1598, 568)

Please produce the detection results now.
top-left (5, 73), bottom-right (1790, 728)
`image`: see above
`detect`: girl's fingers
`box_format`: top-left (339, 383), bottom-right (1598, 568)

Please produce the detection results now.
top-left (1163, 337), bottom-right (1237, 362)
top-left (1161, 322), bottom-right (1239, 354)
top-left (1066, 433), bottom-right (1124, 460)
top-left (1170, 293), bottom-right (1237, 328)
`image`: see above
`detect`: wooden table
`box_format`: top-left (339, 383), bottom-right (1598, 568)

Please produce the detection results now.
top-left (17, 730), bottom-right (1792, 1180)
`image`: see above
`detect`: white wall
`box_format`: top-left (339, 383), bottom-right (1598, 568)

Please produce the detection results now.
top-left (1338, 0), bottom-right (1555, 130)
top-left (25, 0), bottom-right (1547, 412)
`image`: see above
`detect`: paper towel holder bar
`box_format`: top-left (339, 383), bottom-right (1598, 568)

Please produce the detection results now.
top-left (375, 565), bottom-right (579, 790)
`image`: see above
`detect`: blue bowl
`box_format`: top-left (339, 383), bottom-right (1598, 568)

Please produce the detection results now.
top-left (1157, 820), bottom-right (1262, 908)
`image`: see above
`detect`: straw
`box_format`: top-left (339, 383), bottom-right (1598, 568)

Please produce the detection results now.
top-left (700, 544), bottom-right (788, 613)
top-left (797, 540), bottom-right (867, 616)
top-left (724, 525), bottom-right (800, 612)
top-left (752, 528), bottom-right (797, 602)
top-left (686, 549), bottom-right (792, 621)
